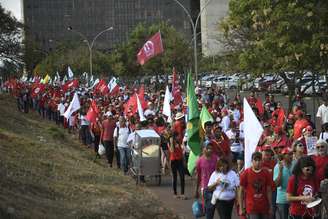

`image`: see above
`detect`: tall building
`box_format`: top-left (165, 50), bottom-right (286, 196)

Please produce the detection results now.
top-left (23, 0), bottom-right (193, 52)
top-left (200, 0), bottom-right (229, 56)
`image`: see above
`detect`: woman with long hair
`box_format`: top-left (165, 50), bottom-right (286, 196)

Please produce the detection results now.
top-left (286, 156), bottom-right (318, 219)
top-left (207, 157), bottom-right (239, 219)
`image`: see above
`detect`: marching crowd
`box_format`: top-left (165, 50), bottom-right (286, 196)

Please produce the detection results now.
top-left (3, 76), bottom-right (328, 219)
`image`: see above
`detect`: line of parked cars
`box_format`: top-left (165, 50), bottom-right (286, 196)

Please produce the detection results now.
top-left (200, 72), bottom-right (328, 95)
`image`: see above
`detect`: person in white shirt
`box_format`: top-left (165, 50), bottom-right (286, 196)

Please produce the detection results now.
top-left (220, 109), bottom-right (231, 133)
top-left (113, 116), bottom-right (131, 174)
top-left (207, 157), bottom-right (240, 219)
top-left (144, 102), bottom-right (156, 118)
top-left (316, 98), bottom-right (328, 131)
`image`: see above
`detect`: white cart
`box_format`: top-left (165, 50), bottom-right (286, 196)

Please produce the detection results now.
top-left (130, 129), bottom-right (161, 185)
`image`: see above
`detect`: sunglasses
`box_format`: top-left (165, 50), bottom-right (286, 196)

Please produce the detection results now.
top-left (316, 145), bottom-right (325, 149)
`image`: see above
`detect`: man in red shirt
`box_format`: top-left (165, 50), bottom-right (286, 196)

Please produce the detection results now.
top-left (312, 140), bottom-right (328, 182)
top-left (101, 111), bottom-right (117, 167)
top-left (239, 152), bottom-right (273, 218)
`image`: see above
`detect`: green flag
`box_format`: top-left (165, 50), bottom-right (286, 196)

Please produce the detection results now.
top-left (187, 150), bottom-right (199, 175)
top-left (200, 105), bottom-right (214, 130)
top-left (187, 105), bottom-right (213, 174)
top-left (186, 73), bottom-right (201, 155)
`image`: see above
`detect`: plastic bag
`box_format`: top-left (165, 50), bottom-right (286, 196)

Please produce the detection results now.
top-left (98, 143), bottom-right (106, 155)
top-left (192, 200), bottom-right (205, 218)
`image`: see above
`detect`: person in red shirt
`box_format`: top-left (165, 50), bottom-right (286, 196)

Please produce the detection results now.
top-left (286, 156), bottom-right (318, 219)
top-left (312, 140), bottom-right (328, 183)
top-left (101, 111), bottom-right (117, 167)
top-left (239, 152), bottom-right (273, 218)
top-left (271, 127), bottom-right (290, 156)
top-left (212, 126), bottom-right (231, 159)
top-left (169, 119), bottom-right (186, 199)
top-left (293, 110), bottom-right (310, 140)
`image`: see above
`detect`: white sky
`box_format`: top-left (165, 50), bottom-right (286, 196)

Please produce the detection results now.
top-left (0, 0), bottom-right (22, 21)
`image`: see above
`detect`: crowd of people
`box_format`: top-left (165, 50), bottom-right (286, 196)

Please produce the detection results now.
top-left (2, 76), bottom-right (328, 219)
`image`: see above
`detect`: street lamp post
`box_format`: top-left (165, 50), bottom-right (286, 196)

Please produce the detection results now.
top-left (67, 26), bottom-right (113, 75)
top-left (172, 0), bottom-right (213, 83)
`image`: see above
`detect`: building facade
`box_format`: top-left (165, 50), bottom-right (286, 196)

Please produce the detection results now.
top-left (23, 0), bottom-right (193, 52)
top-left (200, 0), bottom-right (229, 56)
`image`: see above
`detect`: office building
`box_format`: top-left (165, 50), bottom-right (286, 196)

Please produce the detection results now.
top-left (23, 0), bottom-right (194, 52)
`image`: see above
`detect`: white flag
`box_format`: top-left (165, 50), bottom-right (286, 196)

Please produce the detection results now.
top-left (244, 98), bottom-right (263, 169)
top-left (63, 93), bottom-right (81, 119)
top-left (68, 66), bottom-right (74, 79)
top-left (136, 94), bottom-right (146, 122)
top-left (108, 77), bottom-right (118, 93)
top-left (163, 86), bottom-right (172, 121)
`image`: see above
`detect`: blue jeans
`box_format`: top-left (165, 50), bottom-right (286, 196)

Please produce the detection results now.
top-left (203, 189), bottom-right (215, 219)
top-left (118, 147), bottom-right (130, 173)
top-left (276, 203), bottom-right (289, 219)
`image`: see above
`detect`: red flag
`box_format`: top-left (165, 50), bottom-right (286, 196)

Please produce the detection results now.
top-left (171, 67), bottom-right (182, 106)
top-left (62, 79), bottom-right (79, 92)
top-left (256, 98), bottom-right (264, 116)
top-left (86, 100), bottom-right (99, 123)
top-left (94, 79), bottom-right (109, 95)
top-left (31, 83), bottom-right (46, 98)
top-left (137, 31), bottom-right (164, 65)
top-left (124, 94), bottom-right (138, 116)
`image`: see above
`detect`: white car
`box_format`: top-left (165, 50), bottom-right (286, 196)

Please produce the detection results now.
top-left (209, 76), bottom-right (238, 89)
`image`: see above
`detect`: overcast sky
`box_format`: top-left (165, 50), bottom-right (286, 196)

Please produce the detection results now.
top-left (0, 0), bottom-right (22, 21)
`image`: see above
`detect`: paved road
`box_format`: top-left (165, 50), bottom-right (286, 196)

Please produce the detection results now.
top-left (146, 173), bottom-right (239, 219)
top-left (145, 93), bottom-right (322, 218)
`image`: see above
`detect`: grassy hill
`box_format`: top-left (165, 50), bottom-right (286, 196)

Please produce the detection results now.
top-left (0, 94), bottom-right (178, 219)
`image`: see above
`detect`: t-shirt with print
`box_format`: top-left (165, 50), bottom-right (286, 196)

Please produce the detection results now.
top-left (208, 169), bottom-right (240, 201)
top-left (286, 175), bottom-right (318, 217)
top-left (239, 167), bottom-right (273, 214)
top-left (196, 154), bottom-right (218, 189)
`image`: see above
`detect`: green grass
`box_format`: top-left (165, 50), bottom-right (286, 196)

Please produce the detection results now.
top-left (0, 94), bottom-right (178, 219)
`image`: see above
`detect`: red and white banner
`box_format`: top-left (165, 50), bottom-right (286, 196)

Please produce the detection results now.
top-left (137, 31), bottom-right (164, 65)
top-left (62, 79), bottom-right (79, 92)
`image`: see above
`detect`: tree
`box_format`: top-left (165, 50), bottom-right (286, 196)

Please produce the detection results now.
top-left (108, 21), bottom-right (192, 78)
top-left (33, 40), bottom-right (113, 77)
top-left (0, 3), bottom-right (23, 76)
top-left (220, 0), bottom-right (328, 107)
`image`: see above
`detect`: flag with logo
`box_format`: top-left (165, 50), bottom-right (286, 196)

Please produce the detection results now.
top-left (62, 79), bottom-right (79, 92)
top-left (108, 77), bottom-right (120, 96)
top-left (137, 31), bottom-right (164, 65)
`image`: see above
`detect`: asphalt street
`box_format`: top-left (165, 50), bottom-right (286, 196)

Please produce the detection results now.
top-left (146, 92), bottom-right (322, 219)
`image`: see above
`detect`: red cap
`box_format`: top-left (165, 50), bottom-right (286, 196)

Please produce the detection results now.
top-left (305, 125), bottom-right (313, 132)
top-left (281, 147), bottom-right (292, 154)
top-left (295, 110), bottom-right (304, 117)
